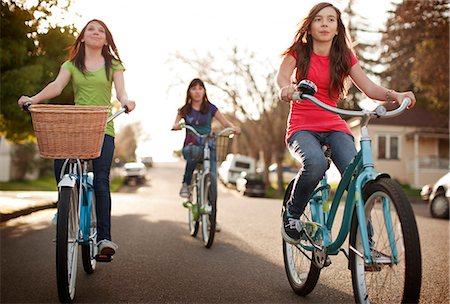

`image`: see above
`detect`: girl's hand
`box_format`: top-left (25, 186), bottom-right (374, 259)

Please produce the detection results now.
top-left (123, 100), bottom-right (136, 112)
top-left (279, 85), bottom-right (295, 102)
top-left (394, 91), bottom-right (416, 109)
top-left (18, 96), bottom-right (34, 109)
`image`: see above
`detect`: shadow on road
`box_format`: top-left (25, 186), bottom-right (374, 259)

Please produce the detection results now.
top-left (1, 213), bottom-right (352, 303)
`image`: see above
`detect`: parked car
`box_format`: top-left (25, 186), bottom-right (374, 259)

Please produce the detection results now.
top-left (236, 172), bottom-right (266, 197)
top-left (218, 154), bottom-right (256, 185)
top-left (123, 162), bottom-right (147, 185)
top-left (421, 172), bottom-right (450, 219)
top-left (268, 163), bottom-right (298, 184)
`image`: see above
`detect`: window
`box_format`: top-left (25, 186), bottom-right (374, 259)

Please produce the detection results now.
top-left (377, 135), bottom-right (399, 160)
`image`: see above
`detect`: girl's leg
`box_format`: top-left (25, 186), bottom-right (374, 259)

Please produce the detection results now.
top-left (287, 131), bottom-right (328, 217)
top-left (182, 145), bottom-right (202, 185)
top-left (326, 131), bottom-right (357, 174)
top-left (92, 135), bottom-right (115, 242)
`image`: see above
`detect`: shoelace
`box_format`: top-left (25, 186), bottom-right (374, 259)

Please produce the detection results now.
top-left (286, 218), bottom-right (302, 232)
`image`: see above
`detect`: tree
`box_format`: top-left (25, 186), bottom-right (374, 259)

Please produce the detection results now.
top-left (0, 0), bottom-right (77, 142)
top-left (114, 122), bottom-right (142, 162)
top-left (380, 0), bottom-right (449, 111)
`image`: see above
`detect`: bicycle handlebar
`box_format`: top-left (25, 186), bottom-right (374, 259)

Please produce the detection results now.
top-left (173, 124), bottom-right (236, 138)
top-left (292, 80), bottom-right (411, 119)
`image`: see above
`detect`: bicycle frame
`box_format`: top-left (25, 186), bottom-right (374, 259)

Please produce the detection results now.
top-left (294, 93), bottom-right (411, 266)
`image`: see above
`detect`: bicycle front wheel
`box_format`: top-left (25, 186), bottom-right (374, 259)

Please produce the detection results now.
top-left (188, 178), bottom-right (200, 237)
top-left (349, 177), bottom-right (422, 303)
top-left (81, 194), bottom-right (97, 274)
top-left (56, 186), bottom-right (80, 303)
top-left (201, 174), bottom-right (217, 248)
top-left (282, 180), bottom-right (320, 296)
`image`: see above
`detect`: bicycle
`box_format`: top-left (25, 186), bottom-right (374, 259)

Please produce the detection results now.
top-left (23, 102), bottom-right (127, 303)
top-left (282, 80), bottom-right (422, 303)
top-left (174, 124), bottom-right (235, 248)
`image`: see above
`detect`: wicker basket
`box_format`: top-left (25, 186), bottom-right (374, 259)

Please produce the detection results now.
top-left (215, 135), bottom-right (233, 163)
top-left (29, 105), bottom-right (109, 159)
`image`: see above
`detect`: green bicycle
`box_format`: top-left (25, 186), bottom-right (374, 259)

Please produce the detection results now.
top-left (282, 80), bottom-right (422, 303)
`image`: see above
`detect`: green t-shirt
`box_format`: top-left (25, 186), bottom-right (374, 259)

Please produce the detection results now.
top-left (62, 60), bottom-right (125, 137)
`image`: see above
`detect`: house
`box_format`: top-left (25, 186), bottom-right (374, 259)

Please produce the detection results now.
top-left (348, 105), bottom-right (449, 188)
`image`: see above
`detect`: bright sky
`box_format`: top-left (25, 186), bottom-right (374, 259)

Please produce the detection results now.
top-left (52, 0), bottom-right (395, 161)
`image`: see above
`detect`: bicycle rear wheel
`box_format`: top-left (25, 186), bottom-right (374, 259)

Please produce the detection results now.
top-left (56, 186), bottom-right (79, 303)
top-left (349, 177), bottom-right (422, 303)
top-left (81, 194), bottom-right (97, 274)
top-left (282, 180), bottom-right (320, 296)
top-left (201, 174), bottom-right (217, 248)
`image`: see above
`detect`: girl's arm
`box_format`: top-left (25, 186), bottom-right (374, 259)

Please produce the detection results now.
top-left (172, 113), bottom-right (183, 130)
top-left (18, 66), bottom-right (71, 107)
top-left (349, 63), bottom-right (416, 109)
top-left (214, 111), bottom-right (241, 134)
top-left (113, 70), bottom-right (136, 112)
top-left (276, 54), bottom-right (296, 102)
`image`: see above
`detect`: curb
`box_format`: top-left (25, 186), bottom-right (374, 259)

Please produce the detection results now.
top-left (0, 202), bottom-right (56, 222)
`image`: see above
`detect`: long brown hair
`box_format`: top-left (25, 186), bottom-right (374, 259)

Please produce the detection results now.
top-left (178, 78), bottom-right (211, 117)
top-left (68, 19), bottom-right (121, 80)
top-left (282, 2), bottom-right (354, 100)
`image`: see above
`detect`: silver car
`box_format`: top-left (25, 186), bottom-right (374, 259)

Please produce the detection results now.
top-left (421, 172), bottom-right (450, 219)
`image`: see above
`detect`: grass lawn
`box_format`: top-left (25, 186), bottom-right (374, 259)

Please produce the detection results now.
top-left (0, 176), bottom-right (124, 192)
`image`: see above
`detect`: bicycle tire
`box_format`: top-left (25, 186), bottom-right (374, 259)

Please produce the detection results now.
top-left (349, 177), bottom-right (422, 303)
top-left (282, 180), bottom-right (321, 296)
top-left (56, 186), bottom-right (79, 303)
top-left (81, 194), bottom-right (97, 274)
top-left (201, 174), bottom-right (217, 248)
top-left (188, 174), bottom-right (200, 237)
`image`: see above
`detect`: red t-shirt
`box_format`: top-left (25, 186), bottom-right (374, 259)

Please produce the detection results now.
top-left (286, 51), bottom-right (358, 142)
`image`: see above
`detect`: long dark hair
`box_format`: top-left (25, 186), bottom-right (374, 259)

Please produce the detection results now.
top-left (178, 78), bottom-right (211, 117)
top-left (282, 2), bottom-right (354, 100)
top-left (68, 19), bottom-right (121, 80)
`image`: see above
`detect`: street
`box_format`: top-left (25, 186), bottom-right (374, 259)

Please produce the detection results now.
top-left (1, 161), bottom-right (449, 303)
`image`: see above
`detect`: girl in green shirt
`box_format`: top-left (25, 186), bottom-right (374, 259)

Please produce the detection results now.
top-left (18, 19), bottom-right (136, 260)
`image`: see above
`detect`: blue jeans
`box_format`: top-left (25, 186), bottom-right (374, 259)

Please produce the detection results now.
top-left (182, 144), bottom-right (217, 185)
top-left (286, 130), bottom-right (357, 217)
top-left (54, 135), bottom-right (115, 241)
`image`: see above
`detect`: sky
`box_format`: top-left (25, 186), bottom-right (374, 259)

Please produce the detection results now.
top-left (44, 0), bottom-right (395, 162)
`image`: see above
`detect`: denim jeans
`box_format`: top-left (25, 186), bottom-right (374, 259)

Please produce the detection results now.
top-left (286, 130), bottom-right (357, 217)
top-left (54, 135), bottom-right (115, 241)
top-left (182, 144), bottom-right (217, 185)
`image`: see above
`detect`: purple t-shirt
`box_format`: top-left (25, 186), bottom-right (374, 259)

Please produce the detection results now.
top-left (184, 102), bottom-right (218, 146)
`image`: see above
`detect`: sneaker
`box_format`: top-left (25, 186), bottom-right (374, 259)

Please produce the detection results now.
top-left (179, 183), bottom-right (190, 198)
top-left (281, 209), bottom-right (303, 245)
top-left (97, 239), bottom-right (118, 256)
top-left (215, 222), bottom-right (221, 232)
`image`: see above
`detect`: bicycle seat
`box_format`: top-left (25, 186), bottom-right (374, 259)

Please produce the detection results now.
top-left (322, 145), bottom-right (332, 168)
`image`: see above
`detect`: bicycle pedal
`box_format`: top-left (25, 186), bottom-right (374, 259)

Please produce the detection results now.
top-left (182, 201), bottom-right (191, 208)
top-left (95, 254), bottom-right (113, 262)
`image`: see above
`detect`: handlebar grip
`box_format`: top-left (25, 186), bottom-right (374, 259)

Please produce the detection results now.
top-left (22, 101), bottom-right (31, 112)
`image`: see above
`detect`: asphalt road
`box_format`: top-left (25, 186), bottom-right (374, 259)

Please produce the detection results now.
top-left (1, 162), bottom-right (449, 303)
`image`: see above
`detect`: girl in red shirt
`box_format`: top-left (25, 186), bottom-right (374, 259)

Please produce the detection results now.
top-left (276, 2), bottom-right (416, 244)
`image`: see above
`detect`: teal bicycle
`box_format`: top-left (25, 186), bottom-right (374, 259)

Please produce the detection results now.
top-left (24, 103), bottom-right (127, 303)
top-left (282, 80), bottom-right (422, 303)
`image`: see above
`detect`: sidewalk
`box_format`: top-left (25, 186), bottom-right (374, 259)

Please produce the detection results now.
top-left (0, 191), bottom-right (57, 222)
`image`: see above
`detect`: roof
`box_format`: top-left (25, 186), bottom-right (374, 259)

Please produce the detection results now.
top-left (348, 105), bottom-right (449, 132)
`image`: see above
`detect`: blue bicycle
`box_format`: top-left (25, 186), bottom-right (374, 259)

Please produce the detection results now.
top-left (24, 103), bottom-right (127, 302)
top-left (282, 80), bottom-right (422, 303)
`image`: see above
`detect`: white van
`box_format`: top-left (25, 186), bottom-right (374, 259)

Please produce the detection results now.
top-left (218, 154), bottom-right (256, 185)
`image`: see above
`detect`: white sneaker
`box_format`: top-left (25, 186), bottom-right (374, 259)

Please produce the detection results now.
top-left (97, 239), bottom-right (118, 256)
top-left (179, 183), bottom-right (190, 198)
top-left (215, 222), bottom-right (222, 232)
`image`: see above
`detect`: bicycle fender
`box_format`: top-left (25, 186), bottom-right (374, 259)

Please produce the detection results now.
top-left (58, 175), bottom-right (77, 188)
